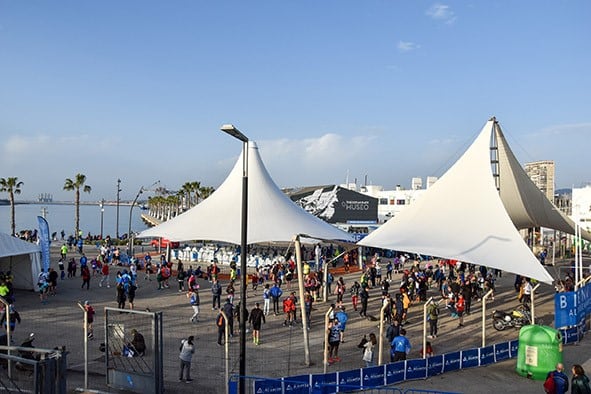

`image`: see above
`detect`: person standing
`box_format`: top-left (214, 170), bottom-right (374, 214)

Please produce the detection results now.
top-left (188, 288), bottom-right (200, 323)
top-left (60, 244), bottom-right (68, 260)
top-left (335, 306), bottom-right (349, 342)
top-left (362, 333), bottom-right (377, 367)
top-left (116, 283), bottom-right (127, 310)
top-left (427, 300), bottom-right (439, 338)
top-left (127, 283), bottom-right (137, 310)
top-left (571, 364), bottom-right (591, 394)
top-left (262, 284), bottom-right (271, 316)
top-left (456, 294), bottom-right (466, 327)
top-left (390, 328), bottom-right (411, 362)
top-left (248, 303), bottom-right (266, 345)
top-left (178, 336), bottom-right (195, 383)
top-left (211, 279), bottom-right (222, 310)
top-left (350, 281), bottom-right (360, 311)
top-left (177, 267), bottom-right (186, 292)
top-left (223, 298), bottom-right (234, 337)
top-left (546, 363), bottom-right (569, 394)
top-left (327, 318), bottom-right (341, 364)
top-left (270, 282), bottom-right (283, 316)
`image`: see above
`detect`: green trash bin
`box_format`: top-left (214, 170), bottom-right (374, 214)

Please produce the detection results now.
top-left (516, 325), bottom-right (563, 380)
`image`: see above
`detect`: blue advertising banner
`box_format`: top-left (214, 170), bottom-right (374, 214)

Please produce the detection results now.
top-left (311, 372), bottom-right (336, 394)
top-left (480, 345), bottom-right (495, 366)
top-left (253, 378), bottom-right (282, 394)
top-left (578, 284), bottom-right (591, 319)
top-left (510, 340), bottom-right (519, 357)
top-left (337, 369), bottom-right (362, 390)
top-left (361, 366), bottom-right (384, 388)
top-left (283, 374), bottom-right (310, 394)
top-left (494, 342), bottom-right (510, 362)
top-left (555, 291), bottom-right (577, 328)
top-left (37, 216), bottom-right (51, 272)
top-left (427, 355), bottom-right (444, 377)
top-left (461, 349), bottom-right (479, 369)
top-left (406, 358), bottom-right (427, 380)
top-left (385, 362), bottom-right (405, 385)
top-left (443, 351), bottom-right (461, 373)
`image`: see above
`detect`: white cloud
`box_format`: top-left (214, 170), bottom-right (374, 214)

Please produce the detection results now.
top-left (426, 3), bottom-right (457, 25)
top-left (397, 41), bottom-right (420, 52)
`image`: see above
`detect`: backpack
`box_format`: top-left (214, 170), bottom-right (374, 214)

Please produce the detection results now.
top-left (216, 313), bottom-right (224, 327)
top-left (543, 372), bottom-right (555, 394)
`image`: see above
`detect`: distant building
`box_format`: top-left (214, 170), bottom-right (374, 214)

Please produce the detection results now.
top-left (345, 177), bottom-right (438, 224)
top-left (572, 185), bottom-right (591, 233)
top-left (37, 193), bottom-right (53, 203)
top-left (524, 161), bottom-right (555, 202)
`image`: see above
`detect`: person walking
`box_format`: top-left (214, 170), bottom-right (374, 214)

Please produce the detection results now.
top-left (390, 328), bottom-right (411, 362)
top-left (327, 318), bottom-right (341, 364)
top-left (248, 303), bottom-right (266, 345)
top-left (178, 336), bottom-right (195, 383)
top-left (127, 283), bottom-right (137, 310)
top-left (188, 288), bottom-right (200, 323)
top-left (456, 294), bottom-right (466, 327)
top-left (81, 265), bottom-right (91, 290)
top-left (359, 284), bottom-right (369, 318)
top-left (223, 298), bottom-right (234, 337)
top-left (99, 263), bottom-right (110, 288)
top-left (83, 301), bottom-right (95, 340)
top-left (211, 279), bottom-right (222, 310)
top-left (116, 283), bottom-right (127, 310)
top-left (571, 364), bottom-right (591, 394)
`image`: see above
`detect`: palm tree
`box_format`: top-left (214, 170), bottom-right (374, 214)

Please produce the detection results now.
top-left (181, 182), bottom-right (193, 210)
top-left (0, 177), bottom-right (24, 236)
top-left (199, 186), bottom-right (215, 201)
top-left (189, 181), bottom-right (201, 206)
top-left (63, 173), bottom-right (92, 238)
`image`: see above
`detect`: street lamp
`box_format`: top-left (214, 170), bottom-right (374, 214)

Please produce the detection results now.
top-left (220, 124), bottom-right (249, 394)
top-left (128, 181), bottom-right (159, 258)
top-left (116, 179), bottom-right (122, 239)
top-left (100, 199), bottom-right (105, 239)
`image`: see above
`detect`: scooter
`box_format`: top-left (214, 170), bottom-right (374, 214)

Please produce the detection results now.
top-left (492, 306), bottom-right (532, 331)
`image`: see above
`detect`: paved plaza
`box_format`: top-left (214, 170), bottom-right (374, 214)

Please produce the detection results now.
top-left (5, 242), bottom-right (590, 393)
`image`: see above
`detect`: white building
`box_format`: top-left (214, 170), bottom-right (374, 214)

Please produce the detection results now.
top-left (572, 184), bottom-right (591, 233)
top-left (342, 177), bottom-right (437, 224)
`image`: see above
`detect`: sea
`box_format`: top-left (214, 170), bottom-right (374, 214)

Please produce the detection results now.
top-left (0, 203), bottom-right (148, 239)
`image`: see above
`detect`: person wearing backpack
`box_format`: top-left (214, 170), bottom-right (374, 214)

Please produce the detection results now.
top-left (427, 300), bottom-right (439, 339)
top-left (545, 363), bottom-right (569, 394)
top-left (216, 312), bottom-right (226, 346)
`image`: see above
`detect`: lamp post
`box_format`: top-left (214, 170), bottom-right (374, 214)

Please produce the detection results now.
top-left (100, 199), bottom-right (105, 239)
top-left (128, 187), bottom-right (144, 258)
top-left (220, 124), bottom-right (249, 394)
top-left (116, 179), bottom-right (121, 239)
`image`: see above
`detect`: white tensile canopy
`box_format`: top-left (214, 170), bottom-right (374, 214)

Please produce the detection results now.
top-left (138, 141), bottom-right (354, 245)
top-left (0, 232), bottom-right (42, 290)
top-left (359, 118), bottom-right (580, 284)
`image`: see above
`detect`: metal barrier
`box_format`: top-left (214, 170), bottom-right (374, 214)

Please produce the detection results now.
top-left (104, 307), bottom-right (163, 393)
top-left (0, 345), bottom-right (68, 394)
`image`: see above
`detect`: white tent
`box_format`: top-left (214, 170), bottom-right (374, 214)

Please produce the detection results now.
top-left (0, 232), bottom-right (42, 290)
top-left (359, 118), bottom-right (568, 284)
top-left (139, 141), bottom-right (354, 245)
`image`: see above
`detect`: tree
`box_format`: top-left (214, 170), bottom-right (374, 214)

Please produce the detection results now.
top-left (0, 177), bottom-right (24, 236)
top-left (63, 173), bottom-right (92, 238)
top-left (199, 186), bottom-right (215, 201)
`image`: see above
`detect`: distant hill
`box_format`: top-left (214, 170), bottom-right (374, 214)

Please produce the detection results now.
top-left (0, 199), bottom-right (9, 206)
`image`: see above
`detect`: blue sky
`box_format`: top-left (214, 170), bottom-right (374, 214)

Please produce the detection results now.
top-left (1, 1), bottom-right (589, 201)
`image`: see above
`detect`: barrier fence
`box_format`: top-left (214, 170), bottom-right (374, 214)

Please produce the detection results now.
top-left (229, 340), bottom-right (518, 394)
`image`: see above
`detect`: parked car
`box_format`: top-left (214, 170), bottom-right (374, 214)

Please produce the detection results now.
top-left (150, 238), bottom-right (180, 249)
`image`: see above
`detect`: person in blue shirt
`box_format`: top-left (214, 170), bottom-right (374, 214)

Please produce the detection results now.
top-left (269, 282), bottom-right (283, 315)
top-left (335, 306), bottom-right (349, 342)
top-left (547, 363), bottom-right (569, 394)
top-left (390, 328), bottom-right (411, 362)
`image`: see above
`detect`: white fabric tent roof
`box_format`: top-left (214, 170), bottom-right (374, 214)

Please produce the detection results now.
top-left (0, 232), bottom-right (41, 258)
top-left (359, 118), bottom-right (556, 284)
top-left (139, 141), bottom-right (355, 245)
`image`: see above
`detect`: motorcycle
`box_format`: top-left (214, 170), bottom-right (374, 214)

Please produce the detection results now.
top-left (492, 306), bottom-right (532, 331)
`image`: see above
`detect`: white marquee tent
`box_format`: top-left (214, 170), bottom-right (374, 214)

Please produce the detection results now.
top-left (0, 232), bottom-right (42, 290)
top-left (139, 141), bottom-right (355, 245)
top-left (359, 118), bottom-right (586, 284)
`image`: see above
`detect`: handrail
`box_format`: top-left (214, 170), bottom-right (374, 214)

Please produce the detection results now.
top-left (378, 300), bottom-right (389, 365)
top-left (422, 297), bottom-right (434, 359)
top-left (481, 289), bottom-right (494, 347)
top-left (323, 306), bottom-right (334, 374)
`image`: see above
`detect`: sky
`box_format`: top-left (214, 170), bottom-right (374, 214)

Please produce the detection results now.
top-left (1, 1), bottom-right (590, 202)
